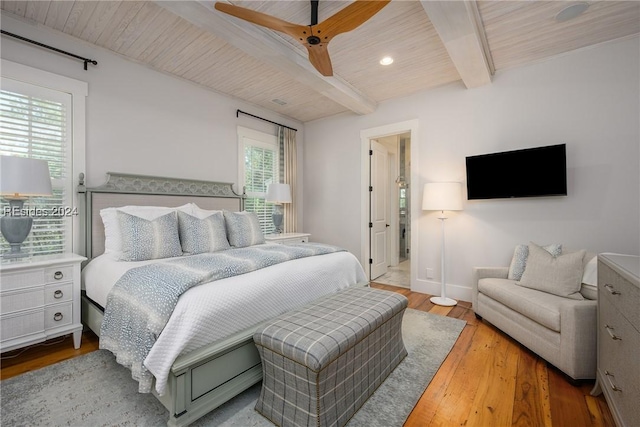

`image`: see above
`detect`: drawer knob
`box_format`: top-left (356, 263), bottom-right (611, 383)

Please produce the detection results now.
top-left (604, 284), bottom-right (620, 295)
top-left (605, 325), bottom-right (622, 340)
top-left (604, 371), bottom-right (622, 392)
top-left (54, 290), bottom-right (64, 299)
top-left (53, 271), bottom-right (64, 280)
top-left (53, 312), bottom-right (64, 321)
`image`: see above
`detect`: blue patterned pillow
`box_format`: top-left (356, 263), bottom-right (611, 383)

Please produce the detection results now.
top-left (223, 211), bottom-right (265, 248)
top-left (117, 211), bottom-right (183, 261)
top-left (177, 211), bottom-right (230, 255)
top-left (508, 243), bottom-right (562, 280)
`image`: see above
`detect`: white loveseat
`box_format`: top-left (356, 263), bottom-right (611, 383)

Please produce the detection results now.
top-left (472, 248), bottom-right (597, 380)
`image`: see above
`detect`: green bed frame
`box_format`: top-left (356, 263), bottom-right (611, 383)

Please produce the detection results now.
top-left (78, 172), bottom-right (364, 426)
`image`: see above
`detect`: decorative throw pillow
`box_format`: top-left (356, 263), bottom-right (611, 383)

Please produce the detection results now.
top-left (223, 211), bottom-right (265, 248)
top-left (516, 243), bottom-right (586, 300)
top-left (178, 211), bottom-right (230, 255)
top-left (117, 211), bottom-right (183, 261)
top-left (508, 243), bottom-right (562, 280)
top-left (101, 204), bottom-right (192, 258)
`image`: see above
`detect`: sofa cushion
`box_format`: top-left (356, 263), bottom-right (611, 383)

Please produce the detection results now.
top-left (478, 278), bottom-right (563, 332)
top-left (517, 244), bottom-right (585, 300)
top-left (508, 243), bottom-right (562, 280)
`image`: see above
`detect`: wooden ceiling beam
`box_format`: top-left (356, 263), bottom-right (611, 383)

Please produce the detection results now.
top-left (156, 1), bottom-right (377, 116)
top-left (420, 1), bottom-right (494, 89)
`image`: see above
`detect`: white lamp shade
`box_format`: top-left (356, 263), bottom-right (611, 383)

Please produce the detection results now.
top-left (265, 183), bottom-right (292, 204)
top-left (422, 182), bottom-right (463, 211)
top-left (1, 156), bottom-right (53, 197)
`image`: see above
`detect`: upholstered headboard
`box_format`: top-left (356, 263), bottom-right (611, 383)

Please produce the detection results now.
top-left (78, 172), bottom-right (244, 260)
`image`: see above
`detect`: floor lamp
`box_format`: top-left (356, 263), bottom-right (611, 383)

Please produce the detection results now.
top-left (422, 182), bottom-right (463, 307)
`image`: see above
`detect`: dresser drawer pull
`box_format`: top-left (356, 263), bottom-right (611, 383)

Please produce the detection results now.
top-left (53, 312), bottom-right (64, 321)
top-left (604, 371), bottom-right (622, 392)
top-left (604, 325), bottom-right (622, 340)
top-left (54, 290), bottom-right (64, 299)
top-left (604, 284), bottom-right (620, 295)
top-left (53, 271), bottom-right (64, 280)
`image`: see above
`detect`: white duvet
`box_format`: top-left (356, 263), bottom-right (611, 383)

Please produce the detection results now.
top-left (82, 248), bottom-right (367, 395)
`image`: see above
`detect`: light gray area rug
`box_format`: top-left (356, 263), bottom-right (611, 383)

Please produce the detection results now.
top-left (1, 309), bottom-right (465, 427)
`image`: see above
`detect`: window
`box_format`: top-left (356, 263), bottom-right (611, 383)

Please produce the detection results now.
top-left (238, 127), bottom-right (278, 234)
top-left (1, 60), bottom-right (87, 256)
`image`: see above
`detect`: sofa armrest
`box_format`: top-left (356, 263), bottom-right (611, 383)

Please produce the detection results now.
top-left (559, 300), bottom-right (598, 379)
top-left (472, 267), bottom-right (509, 311)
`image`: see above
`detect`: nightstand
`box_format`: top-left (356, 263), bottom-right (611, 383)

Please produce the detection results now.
top-left (264, 232), bottom-right (311, 244)
top-left (0, 253), bottom-right (86, 352)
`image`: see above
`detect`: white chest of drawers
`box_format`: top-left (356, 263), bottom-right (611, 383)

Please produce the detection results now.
top-left (264, 232), bottom-right (310, 244)
top-left (0, 253), bottom-right (86, 352)
top-left (592, 254), bottom-right (640, 427)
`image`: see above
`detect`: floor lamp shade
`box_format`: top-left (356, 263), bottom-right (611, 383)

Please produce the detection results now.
top-left (0, 156), bottom-right (53, 257)
top-left (422, 182), bottom-right (463, 307)
top-left (422, 182), bottom-right (463, 212)
top-left (265, 183), bottom-right (291, 233)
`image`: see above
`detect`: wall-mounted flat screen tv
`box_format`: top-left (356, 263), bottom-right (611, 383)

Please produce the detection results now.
top-left (466, 144), bottom-right (567, 200)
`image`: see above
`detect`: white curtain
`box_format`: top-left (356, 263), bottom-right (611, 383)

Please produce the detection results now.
top-left (279, 127), bottom-right (297, 232)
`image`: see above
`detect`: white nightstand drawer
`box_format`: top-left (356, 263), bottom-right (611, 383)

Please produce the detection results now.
top-left (44, 283), bottom-right (73, 305)
top-left (44, 265), bottom-right (75, 284)
top-left (1, 287), bottom-right (44, 315)
top-left (1, 309), bottom-right (44, 342)
top-left (44, 303), bottom-right (73, 329)
top-left (0, 269), bottom-right (45, 291)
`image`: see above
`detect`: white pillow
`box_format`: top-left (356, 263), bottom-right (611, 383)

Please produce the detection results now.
top-left (517, 243), bottom-right (586, 300)
top-left (191, 205), bottom-right (223, 219)
top-left (508, 243), bottom-right (562, 280)
top-left (581, 256), bottom-right (597, 286)
top-left (101, 204), bottom-right (193, 258)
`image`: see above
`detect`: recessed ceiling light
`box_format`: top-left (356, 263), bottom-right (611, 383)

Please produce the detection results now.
top-left (271, 98), bottom-right (287, 106)
top-left (380, 56), bottom-right (394, 66)
top-left (555, 2), bottom-right (589, 22)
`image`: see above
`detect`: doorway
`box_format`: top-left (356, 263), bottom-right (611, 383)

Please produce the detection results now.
top-left (360, 119), bottom-right (418, 290)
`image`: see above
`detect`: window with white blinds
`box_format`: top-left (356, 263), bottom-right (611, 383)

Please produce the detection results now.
top-left (238, 127), bottom-right (278, 234)
top-left (0, 79), bottom-right (73, 256)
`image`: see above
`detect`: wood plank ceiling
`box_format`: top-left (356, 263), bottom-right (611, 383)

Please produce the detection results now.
top-left (1, 1), bottom-right (639, 122)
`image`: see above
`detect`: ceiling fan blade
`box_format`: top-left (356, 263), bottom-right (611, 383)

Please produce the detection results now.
top-left (307, 44), bottom-right (333, 76)
top-left (315, 0), bottom-right (391, 39)
top-left (215, 2), bottom-right (307, 40)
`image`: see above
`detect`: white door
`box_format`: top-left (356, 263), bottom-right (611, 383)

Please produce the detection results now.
top-left (370, 140), bottom-right (389, 279)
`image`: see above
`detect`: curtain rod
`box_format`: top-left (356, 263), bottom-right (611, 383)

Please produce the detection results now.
top-left (236, 109), bottom-right (297, 132)
top-left (1, 30), bottom-right (98, 70)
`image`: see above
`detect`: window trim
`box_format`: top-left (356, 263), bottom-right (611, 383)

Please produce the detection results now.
top-left (237, 126), bottom-right (278, 196)
top-left (1, 59), bottom-right (87, 254)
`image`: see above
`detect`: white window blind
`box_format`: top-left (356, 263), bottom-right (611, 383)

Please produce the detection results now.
top-left (238, 127), bottom-right (278, 234)
top-left (0, 80), bottom-right (73, 256)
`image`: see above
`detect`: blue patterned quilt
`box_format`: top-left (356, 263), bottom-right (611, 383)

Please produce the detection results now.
top-left (99, 243), bottom-right (344, 392)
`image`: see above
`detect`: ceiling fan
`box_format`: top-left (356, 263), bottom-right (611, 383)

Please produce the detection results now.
top-left (214, 0), bottom-right (391, 77)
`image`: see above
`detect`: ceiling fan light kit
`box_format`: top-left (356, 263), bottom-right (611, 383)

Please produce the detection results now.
top-left (214, 0), bottom-right (391, 76)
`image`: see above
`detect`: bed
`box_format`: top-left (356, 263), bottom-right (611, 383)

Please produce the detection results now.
top-left (77, 172), bottom-right (367, 427)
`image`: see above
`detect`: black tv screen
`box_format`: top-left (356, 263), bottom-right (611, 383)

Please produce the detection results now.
top-left (466, 144), bottom-right (567, 200)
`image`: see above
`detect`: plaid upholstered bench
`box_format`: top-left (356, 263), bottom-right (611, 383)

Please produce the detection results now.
top-left (253, 286), bottom-right (408, 427)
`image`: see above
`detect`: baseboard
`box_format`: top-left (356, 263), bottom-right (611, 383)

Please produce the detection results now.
top-left (411, 279), bottom-right (472, 303)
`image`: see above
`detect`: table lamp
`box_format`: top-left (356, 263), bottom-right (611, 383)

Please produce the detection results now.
top-left (266, 183), bottom-right (291, 233)
top-left (1, 155), bottom-right (53, 258)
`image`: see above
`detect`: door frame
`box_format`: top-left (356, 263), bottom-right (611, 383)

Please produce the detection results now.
top-left (360, 119), bottom-right (419, 286)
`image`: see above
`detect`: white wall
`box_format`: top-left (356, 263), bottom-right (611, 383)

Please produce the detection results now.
top-left (304, 36), bottom-right (640, 300)
top-left (0, 15), bottom-right (304, 228)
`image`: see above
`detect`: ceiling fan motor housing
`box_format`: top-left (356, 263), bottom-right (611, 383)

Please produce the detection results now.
top-left (307, 35), bottom-right (322, 45)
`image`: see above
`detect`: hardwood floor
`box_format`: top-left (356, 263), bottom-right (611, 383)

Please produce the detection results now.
top-left (0, 284), bottom-right (614, 427)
